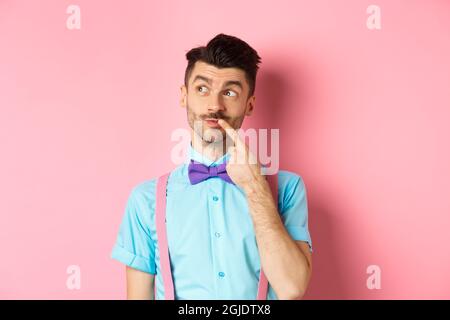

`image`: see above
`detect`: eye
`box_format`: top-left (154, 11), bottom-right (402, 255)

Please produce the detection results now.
top-left (197, 86), bottom-right (208, 94)
top-left (224, 90), bottom-right (237, 97)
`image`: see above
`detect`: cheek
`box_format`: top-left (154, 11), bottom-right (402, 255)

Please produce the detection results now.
top-left (187, 95), bottom-right (205, 112)
top-left (227, 101), bottom-right (247, 116)
top-left (186, 98), bottom-right (198, 115)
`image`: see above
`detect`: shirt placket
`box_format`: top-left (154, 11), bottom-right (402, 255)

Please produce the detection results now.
top-left (208, 177), bottom-right (227, 298)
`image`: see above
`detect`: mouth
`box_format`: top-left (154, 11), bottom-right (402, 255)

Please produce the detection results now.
top-left (204, 118), bottom-right (221, 128)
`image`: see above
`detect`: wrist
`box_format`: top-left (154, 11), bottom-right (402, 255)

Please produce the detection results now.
top-left (242, 175), bottom-right (270, 195)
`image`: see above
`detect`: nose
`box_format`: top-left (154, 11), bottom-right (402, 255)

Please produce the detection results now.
top-left (207, 93), bottom-right (225, 113)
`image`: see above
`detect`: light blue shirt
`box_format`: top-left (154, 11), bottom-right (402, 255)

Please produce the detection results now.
top-left (111, 144), bottom-right (312, 299)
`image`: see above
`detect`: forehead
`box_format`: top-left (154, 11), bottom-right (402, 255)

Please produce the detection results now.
top-left (190, 61), bottom-right (247, 87)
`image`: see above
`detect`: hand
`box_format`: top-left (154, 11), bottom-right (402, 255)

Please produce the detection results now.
top-left (217, 119), bottom-right (266, 190)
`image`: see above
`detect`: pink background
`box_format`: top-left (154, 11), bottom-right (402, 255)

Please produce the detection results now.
top-left (1, 0), bottom-right (449, 299)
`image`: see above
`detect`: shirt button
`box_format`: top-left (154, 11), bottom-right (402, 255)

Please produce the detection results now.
top-left (212, 196), bottom-right (219, 201)
top-left (215, 232), bottom-right (221, 238)
top-left (218, 272), bottom-right (225, 278)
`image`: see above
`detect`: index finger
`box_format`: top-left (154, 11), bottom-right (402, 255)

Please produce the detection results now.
top-left (217, 119), bottom-right (242, 146)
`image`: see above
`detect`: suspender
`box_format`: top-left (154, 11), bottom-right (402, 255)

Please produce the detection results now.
top-left (154, 172), bottom-right (278, 300)
top-left (155, 173), bottom-right (174, 299)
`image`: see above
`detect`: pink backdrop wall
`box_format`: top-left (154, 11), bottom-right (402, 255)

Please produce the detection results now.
top-left (1, 0), bottom-right (449, 299)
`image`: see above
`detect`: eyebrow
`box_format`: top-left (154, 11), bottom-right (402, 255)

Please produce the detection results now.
top-left (192, 75), bottom-right (243, 90)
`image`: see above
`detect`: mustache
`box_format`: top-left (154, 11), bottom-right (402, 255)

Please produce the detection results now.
top-left (200, 113), bottom-right (228, 120)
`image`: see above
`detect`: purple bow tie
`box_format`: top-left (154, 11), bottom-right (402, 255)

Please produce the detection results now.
top-left (188, 160), bottom-right (235, 185)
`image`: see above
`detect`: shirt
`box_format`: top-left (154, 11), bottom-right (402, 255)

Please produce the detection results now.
top-left (111, 143), bottom-right (312, 299)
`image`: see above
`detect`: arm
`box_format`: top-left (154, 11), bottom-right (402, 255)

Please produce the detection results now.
top-left (217, 119), bottom-right (312, 300)
top-left (126, 266), bottom-right (155, 300)
top-left (244, 177), bottom-right (312, 300)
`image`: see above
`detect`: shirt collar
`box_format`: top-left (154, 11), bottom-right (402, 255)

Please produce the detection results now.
top-left (187, 142), bottom-right (230, 167)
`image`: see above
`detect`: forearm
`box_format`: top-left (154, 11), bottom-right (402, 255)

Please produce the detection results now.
top-left (244, 177), bottom-right (311, 300)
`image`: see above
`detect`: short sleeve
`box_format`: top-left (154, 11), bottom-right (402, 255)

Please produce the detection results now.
top-left (110, 184), bottom-right (157, 274)
top-left (278, 171), bottom-right (313, 253)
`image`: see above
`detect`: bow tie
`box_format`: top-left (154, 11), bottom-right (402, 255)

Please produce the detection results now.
top-left (188, 160), bottom-right (235, 185)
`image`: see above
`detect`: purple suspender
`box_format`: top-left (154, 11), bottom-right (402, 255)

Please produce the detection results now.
top-left (154, 172), bottom-right (278, 300)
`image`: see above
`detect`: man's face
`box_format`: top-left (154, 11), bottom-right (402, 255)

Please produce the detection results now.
top-left (180, 61), bottom-right (255, 144)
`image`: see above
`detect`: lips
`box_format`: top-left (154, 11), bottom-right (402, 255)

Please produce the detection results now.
top-left (204, 118), bottom-right (221, 128)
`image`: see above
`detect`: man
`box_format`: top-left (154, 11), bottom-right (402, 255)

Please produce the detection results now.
top-left (111, 33), bottom-right (313, 300)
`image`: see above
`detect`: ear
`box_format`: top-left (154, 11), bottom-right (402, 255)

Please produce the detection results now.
top-left (180, 85), bottom-right (187, 108)
top-left (245, 95), bottom-right (255, 116)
